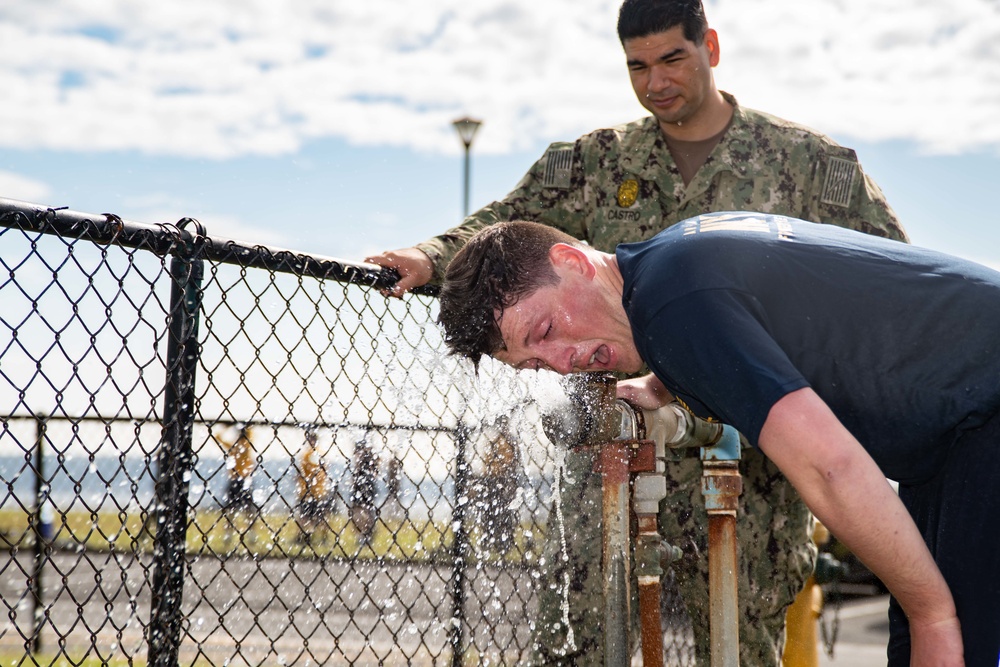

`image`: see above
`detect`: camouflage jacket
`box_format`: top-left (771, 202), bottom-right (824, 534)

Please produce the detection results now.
top-left (417, 92), bottom-right (908, 278)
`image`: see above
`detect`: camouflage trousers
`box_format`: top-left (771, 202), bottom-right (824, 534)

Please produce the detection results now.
top-left (530, 444), bottom-right (816, 666)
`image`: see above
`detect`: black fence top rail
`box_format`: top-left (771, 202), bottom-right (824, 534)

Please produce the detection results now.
top-left (0, 197), bottom-right (439, 296)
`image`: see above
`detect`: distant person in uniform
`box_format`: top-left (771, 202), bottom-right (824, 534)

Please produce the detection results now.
top-left (350, 432), bottom-right (379, 544)
top-left (384, 452), bottom-right (404, 521)
top-left (297, 428), bottom-right (333, 545)
top-left (213, 424), bottom-right (258, 551)
top-left (216, 424), bottom-right (257, 514)
top-left (472, 416), bottom-right (520, 555)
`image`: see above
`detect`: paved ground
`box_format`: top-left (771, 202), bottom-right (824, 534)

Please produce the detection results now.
top-left (4, 545), bottom-right (894, 666)
top-left (2, 548), bottom-right (538, 666)
top-left (818, 594), bottom-right (891, 667)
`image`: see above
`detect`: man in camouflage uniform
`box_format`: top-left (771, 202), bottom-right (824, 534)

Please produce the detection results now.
top-left (366, 0), bottom-right (908, 663)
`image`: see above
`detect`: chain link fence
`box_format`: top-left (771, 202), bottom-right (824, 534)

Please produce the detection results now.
top-left (0, 197), bottom-right (693, 666)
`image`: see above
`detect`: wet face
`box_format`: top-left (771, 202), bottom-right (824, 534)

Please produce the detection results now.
top-left (624, 26), bottom-right (719, 128)
top-left (492, 250), bottom-right (643, 375)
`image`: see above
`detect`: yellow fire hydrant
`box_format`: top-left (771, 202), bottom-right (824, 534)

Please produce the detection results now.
top-left (782, 522), bottom-right (832, 667)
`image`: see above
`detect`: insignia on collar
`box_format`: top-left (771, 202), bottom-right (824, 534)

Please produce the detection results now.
top-left (616, 179), bottom-right (639, 208)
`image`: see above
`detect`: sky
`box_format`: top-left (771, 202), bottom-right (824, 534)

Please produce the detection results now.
top-left (1, 0), bottom-right (999, 270)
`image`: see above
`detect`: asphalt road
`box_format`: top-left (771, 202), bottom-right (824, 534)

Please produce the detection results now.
top-left (3, 546), bottom-right (888, 666)
top-left (2, 547), bottom-right (538, 665)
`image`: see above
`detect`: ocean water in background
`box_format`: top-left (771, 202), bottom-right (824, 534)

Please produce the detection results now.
top-left (0, 450), bottom-right (464, 521)
top-left (0, 422), bottom-right (556, 526)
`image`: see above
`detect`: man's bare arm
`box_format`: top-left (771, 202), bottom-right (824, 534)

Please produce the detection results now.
top-left (758, 387), bottom-right (963, 666)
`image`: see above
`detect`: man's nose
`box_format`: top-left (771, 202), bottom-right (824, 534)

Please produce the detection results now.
top-left (648, 64), bottom-right (671, 91)
top-left (543, 348), bottom-right (576, 375)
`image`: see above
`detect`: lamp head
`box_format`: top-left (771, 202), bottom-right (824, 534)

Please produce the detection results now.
top-left (452, 116), bottom-right (483, 147)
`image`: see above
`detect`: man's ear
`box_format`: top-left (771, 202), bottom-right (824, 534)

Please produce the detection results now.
top-left (704, 28), bottom-right (720, 67)
top-left (549, 243), bottom-right (596, 279)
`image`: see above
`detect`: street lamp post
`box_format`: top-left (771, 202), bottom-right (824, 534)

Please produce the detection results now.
top-left (452, 117), bottom-right (482, 217)
top-left (448, 115), bottom-right (481, 667)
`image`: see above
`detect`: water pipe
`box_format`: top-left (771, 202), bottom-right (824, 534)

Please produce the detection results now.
top-left (633, 402), bottom-right (742, 667)
top-left (573, 374), bottom-right (631, 666)
top-left (618, 399), bottom-right (673, 667)
top-left (558, 379), bottom-right (740, 667)
top-left (701, 426), bottom-right (742, 667)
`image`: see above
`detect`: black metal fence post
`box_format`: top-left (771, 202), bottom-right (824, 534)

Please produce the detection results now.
top-left (148, 224), bottom-right (205, 667)
top-left (449, 421), bottom-right (471, 667)
top-left (29, 413), bottom-right (49, 655)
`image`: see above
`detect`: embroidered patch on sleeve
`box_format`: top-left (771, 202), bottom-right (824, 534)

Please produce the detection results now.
top-left (820, 157), bottom-right (857, 208)
top-left (542, 147), bottom-right (573, 189)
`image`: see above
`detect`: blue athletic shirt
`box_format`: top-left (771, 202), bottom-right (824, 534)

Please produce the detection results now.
top-left (617, 212), bottom-right (1000, 484)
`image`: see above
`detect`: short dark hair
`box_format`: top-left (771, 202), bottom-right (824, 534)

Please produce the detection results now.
top-left (438, 221), bottom-right (580, 366)
top-left (617, 0), bottom-right (708, 44)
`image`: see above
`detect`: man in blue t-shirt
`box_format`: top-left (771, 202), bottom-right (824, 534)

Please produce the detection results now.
top-left (437, 213), bottom-right (1000, 667)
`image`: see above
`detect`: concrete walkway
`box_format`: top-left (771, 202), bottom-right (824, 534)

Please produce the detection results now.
top-left (818, 595), bottom-right (890, 667)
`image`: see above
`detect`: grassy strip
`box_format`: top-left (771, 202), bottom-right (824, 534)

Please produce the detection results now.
top-left (0, 508), bottom-right (544, 565)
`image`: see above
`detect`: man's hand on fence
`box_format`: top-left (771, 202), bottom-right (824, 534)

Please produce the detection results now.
top-left (365, 247), bottom-right (435, 297)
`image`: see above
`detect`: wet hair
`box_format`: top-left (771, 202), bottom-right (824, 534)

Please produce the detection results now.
top-left (438, 221), bottom-right (581, 366)
top-left (617, 0), bottom-right (708, 44)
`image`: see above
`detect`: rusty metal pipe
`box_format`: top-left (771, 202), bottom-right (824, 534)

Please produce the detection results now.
top-left (707, 499), bottom-right (739, 666)
top-left (701, 426), bottom-right (743, 667)
top-left (635, 513), bottom-right (666, 667)
top-left (625, 397), bottom-right (728, 667)
top-left (601, 441), bottom-right (632, 666)
top-left (572, 374), bottom-right (630, 667)
top-left (622, 397), bottom-right (669, 667)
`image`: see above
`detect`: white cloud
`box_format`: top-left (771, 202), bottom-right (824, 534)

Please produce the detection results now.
top-left (0, 170), bottom-right (52, 203)
top-left (0, 0), bottom-right (997, 159)
top-left (711, 0), bottom-right (1000, 155)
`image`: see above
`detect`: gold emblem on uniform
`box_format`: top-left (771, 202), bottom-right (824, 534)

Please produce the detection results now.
top-left (616, 179), bottom-right (639, 208)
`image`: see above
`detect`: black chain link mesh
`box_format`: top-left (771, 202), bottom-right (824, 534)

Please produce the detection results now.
top-left (0, 202), bottom-right (694, 666)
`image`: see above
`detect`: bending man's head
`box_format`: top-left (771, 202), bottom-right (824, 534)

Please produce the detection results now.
top-left (438, 221), bottom-right (573, 366)
top-left (438, 221), bottom-right (642, 375)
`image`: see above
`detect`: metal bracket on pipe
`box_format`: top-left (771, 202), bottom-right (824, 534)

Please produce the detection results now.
top-left (701, 425), bottom-right (741, 462)
top-left (639, 402), bottom-right (724, 452)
